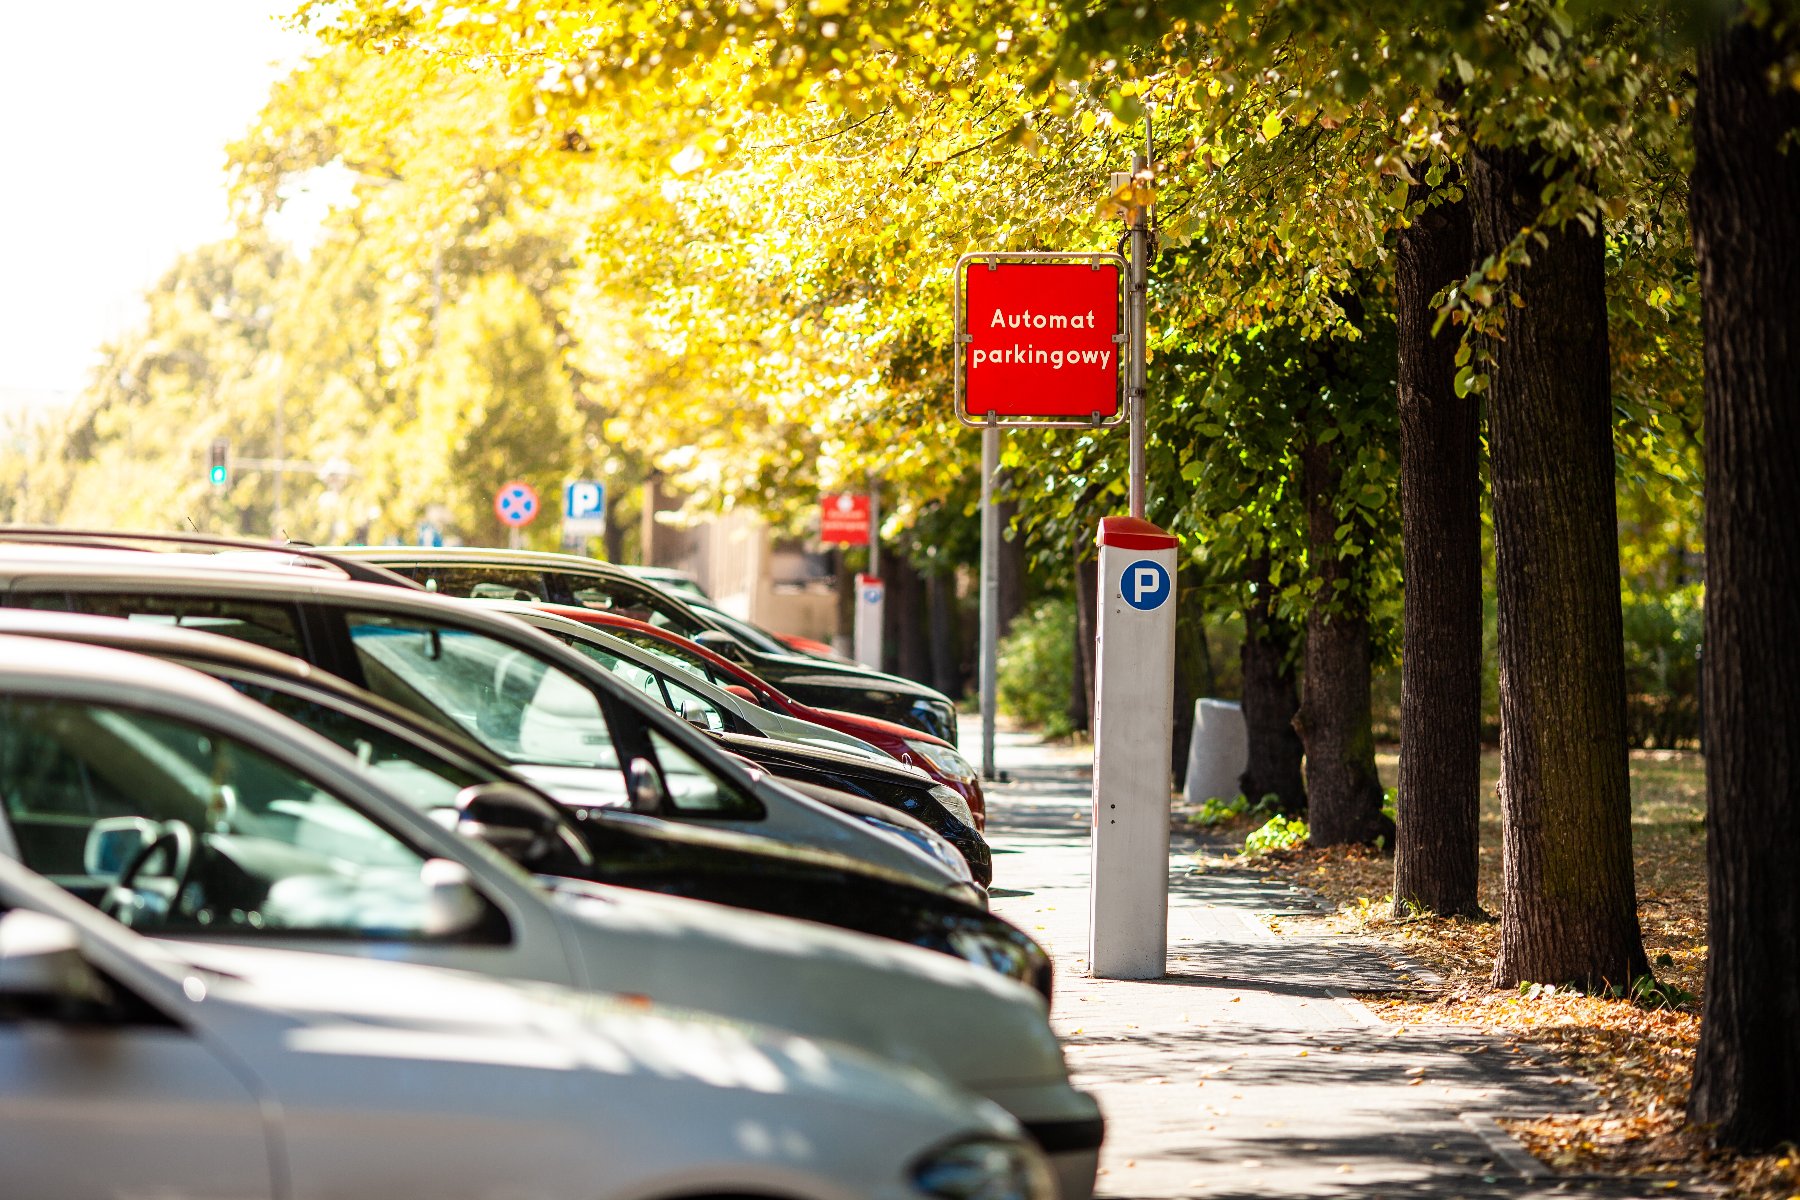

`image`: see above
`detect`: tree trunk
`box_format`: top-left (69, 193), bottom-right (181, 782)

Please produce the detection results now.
top-left (1393, 175), bottom-right (1485, 918)
top-left (1297, 435), bottom-right (1393, 847)
top-left (889, 553), bottom-right (931, 684)
top-left (998, 491), bottom-right (1026, 639)
top-left (1171, 575), bottom-right (1217, 789)
top-left (1686, 12), bottom-right (1800, 1150)
top-left (927, 570), bottom-right (961, 699)
top-left (1471, 143), bottom-right (1649, 991)
top-left (1069, 555), bottom-right (1098, 734)
top-left (1239, 554), bottom-right (1307, 815)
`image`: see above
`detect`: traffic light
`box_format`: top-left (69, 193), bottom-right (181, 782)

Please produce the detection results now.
top-left (208, 438), bottom-right (230, 489)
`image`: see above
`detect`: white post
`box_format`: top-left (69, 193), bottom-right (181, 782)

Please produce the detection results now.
top-left (979, 423), bottom-right (1001, 779)
top-left (1089, 518), bottom-right (1178, 978)
top-left (853, 573), bottom-right (885, 668)
top-left (854, 479), bottom-right (885, 669)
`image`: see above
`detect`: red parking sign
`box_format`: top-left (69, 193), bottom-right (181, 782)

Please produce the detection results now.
top-left (819, 493), bottom-right (870, 545)
top-left (958, 256), bottom-right (1124, 424)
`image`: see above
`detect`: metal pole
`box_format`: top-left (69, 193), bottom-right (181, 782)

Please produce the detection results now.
top-left (979, 423), bottom-right (1001, 780)
top-left (1127, 114), bottom-right (1151, 520)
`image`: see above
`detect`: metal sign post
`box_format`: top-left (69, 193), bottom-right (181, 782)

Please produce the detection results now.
top-left (1087, 113), bottom-right (1177, 979)
top-left (852, 478), bottom-right (884, 669)
top-left (978, 425), bottom-right (1001, 780)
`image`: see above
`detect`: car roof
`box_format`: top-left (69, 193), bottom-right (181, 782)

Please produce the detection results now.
top-left (327, 545), bottom-right (639, 578)
top-left (0, 632), bottom-right (252, 709)
top-left (0, 527), bottom-right (423, 588)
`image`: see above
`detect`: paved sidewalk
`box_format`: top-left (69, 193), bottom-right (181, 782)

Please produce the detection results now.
top-left (974, 723), bottom-right (1654, 1200)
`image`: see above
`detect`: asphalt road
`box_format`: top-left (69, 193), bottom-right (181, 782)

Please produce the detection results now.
top-left (976, 723), bottom-right (1675, 1200)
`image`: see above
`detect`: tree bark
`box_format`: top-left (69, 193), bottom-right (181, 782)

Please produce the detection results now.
top-left (1686, 12), bottom-right (1800, 1150)
top-left (1069, 555), bottom-right (1098, 734)
top-left (1472, 143), bottom-right (1649, 991)
top-left (1171, 575), bottom-right (1217, 789)
top-left (889, 552), bottom-right (930, 683)
top-left (927, 569), bottom-right (961, 699)
top-left (1297, 435), bottom-right (1394, 847)
top-left (997, 491), bottom-right (1026, 639)
top-left (1239, 554), bottom-right (1307, 815)
top-left (1393, 176), bottom-right (1485, 917)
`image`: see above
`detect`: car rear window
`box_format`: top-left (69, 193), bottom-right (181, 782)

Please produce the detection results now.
top-left (17, 592), bottom-right (306, 657)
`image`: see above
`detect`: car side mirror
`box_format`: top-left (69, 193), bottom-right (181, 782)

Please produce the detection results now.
top-left (454, 782), bottom-right (593, 873)
top-left (626, 757), bottom-right (668, 815)
top-left (419, 859), bottom-right (489, 938)
top-left (677, 698), bottom-right (714, 730)
top-left (693, 630), bottom-right (748, 662)
top-left (0, 910), bottom-right (110, 1008)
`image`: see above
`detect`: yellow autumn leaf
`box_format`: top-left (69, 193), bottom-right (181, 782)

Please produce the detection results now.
top-left (1261, 110), bottom-right (1284, 141)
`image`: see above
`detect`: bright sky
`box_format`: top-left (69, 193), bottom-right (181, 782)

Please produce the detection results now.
top-left (0, 1), bottom-right (316, 409)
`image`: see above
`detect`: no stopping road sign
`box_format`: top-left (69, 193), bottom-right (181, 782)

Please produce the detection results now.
top-left (494, 481), bottom-right (540, 528)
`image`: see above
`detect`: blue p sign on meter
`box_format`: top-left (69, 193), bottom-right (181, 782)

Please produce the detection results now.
top-left (1121, 559), bottom-right (1171, 611)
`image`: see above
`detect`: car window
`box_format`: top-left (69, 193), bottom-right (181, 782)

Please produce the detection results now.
top-left (645, 728), bottom-right (760, 818)
top-left (395, 565), bottom-right (548, 602)
top-left (689, 605), bottom-right (790, 655)
top-left (0, 697), bottom-right (480, 941)
top-left (24, 593), bottom-right (306, 657)
top-left (223, 679), bottom-right (481, 817)
top-left (553, 574), bottom-right (708, 637)
top-left (610, 629), bottom-right (733, 686)
top-left (345, 613), bottom-right (622, 773)
top-left (554, 636), bottom-right (726, 733)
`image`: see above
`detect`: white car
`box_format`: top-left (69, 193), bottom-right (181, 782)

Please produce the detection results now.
top-left (0, 853), bottom-right (1051, 1200)
top-left (489, 599), bottom-right (892, 759)
top-left (0, 635), bottom-right (1104, 1198)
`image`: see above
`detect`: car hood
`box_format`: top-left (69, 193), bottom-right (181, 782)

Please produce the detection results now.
top-left (165, 939), bottom-right (1017, 1132)
top-left (538, 876), bottom-right (1064, 1089)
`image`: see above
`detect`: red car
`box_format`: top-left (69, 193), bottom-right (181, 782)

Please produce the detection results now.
top-left (530, 604), bottom-right (987, 829)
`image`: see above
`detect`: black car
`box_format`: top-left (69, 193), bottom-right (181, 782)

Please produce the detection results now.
top-left (326, 547), bottom-right (961, 744)
top-left (495, 603), bottom-right (993, 886)
top-left (0, 608), bottom-right (1047, 997)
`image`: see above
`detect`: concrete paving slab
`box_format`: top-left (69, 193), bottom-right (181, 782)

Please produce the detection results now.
top-left (971, 721), bottom-right (1672, 1200)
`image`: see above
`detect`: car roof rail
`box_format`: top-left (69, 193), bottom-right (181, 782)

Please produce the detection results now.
top-left (0, 526), bottom-right (424, 589)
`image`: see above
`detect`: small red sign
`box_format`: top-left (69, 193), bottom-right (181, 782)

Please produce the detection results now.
top-left (494, 481), bottom-right (540, 528)
top-left (819, 493), bottom-right (871, 545)
top-left (961, 260), bottom-right (1123, 420)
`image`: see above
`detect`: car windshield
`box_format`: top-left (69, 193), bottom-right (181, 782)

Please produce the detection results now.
top-left (345, 612), bottom-right (622, 772)
top-left (0, 697), bottom-right (472, 941)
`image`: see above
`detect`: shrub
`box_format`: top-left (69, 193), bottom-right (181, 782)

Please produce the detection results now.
top-left (997, 597), bottom-right (1077, 737)
top-left (1244, 815), bottom-right (1309, 856)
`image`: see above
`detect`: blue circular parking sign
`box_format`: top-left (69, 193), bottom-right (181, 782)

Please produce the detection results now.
top-left (1121, 558), bottom-right (1171, 611)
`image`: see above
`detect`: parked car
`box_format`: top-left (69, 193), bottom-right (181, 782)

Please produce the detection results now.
top-left (0, 633), bottom-right (1103, 1196)
top-left (325, 546), bottom-right (962, 744)
top-left (619, 562), bottom-right (710, 601)
top-left (488, 603), bottom-right (992, 883)
top-left (0, 853), bottom-right (1053, 1200)
top-left (0, 543), bottom-right (968, 894)
top-left (535, 603), bottom-right (987, 827)
top-left (0, 608), bottom-right (1044, 992)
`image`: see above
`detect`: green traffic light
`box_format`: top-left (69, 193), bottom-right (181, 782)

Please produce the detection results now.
top-left (210, 465), bottom-right (227, 486)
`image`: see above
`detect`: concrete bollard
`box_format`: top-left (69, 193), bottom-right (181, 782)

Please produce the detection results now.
top-left (1183, 698), bottom-right (1248, 808)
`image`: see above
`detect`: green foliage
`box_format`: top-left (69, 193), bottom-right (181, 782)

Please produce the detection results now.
top-left (996, 597), bottom-right (1077, 737)
top-left (1244, 815), bottom-right (1311, 856)
top-left (1622, 583), bottom-right (1704, 748)
top-left (1189, 792), bottom-right (1280, 826)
